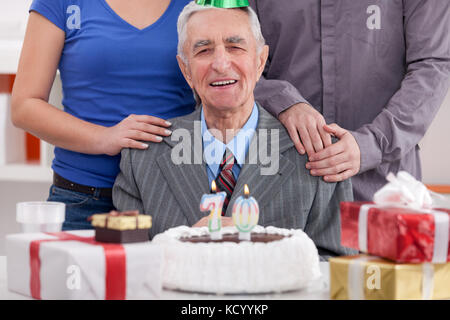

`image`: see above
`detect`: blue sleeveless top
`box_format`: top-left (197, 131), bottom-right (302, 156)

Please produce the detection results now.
top-left (30, 0), bottom-right (195, 187)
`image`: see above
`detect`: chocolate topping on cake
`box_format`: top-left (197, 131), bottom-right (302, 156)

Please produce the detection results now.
top-left (179, 232), bottom-right (289, 243)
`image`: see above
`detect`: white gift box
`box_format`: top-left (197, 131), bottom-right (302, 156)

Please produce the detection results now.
top-left (6, 230), bottom-right (162, 300)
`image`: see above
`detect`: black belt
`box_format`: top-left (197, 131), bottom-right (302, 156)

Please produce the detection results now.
top-left (53, 173), bottom-right (112, 198)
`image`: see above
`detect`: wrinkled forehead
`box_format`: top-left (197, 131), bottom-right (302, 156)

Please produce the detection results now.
top-left (185, 8), bottom-right (254, 47)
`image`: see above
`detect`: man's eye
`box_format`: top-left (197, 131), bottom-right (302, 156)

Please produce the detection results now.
top-left (229, 46), bottom-right (244, 51)
top-left (196, 49), bottom-right (210, 55)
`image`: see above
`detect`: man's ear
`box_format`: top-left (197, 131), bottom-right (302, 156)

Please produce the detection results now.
top-left (256, 45), bottom-right (269, 81)
top-left (176, 55), bottom-right (193, 88)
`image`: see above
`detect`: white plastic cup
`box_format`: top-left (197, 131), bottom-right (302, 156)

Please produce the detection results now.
top-left (16, 201), bottom-right (65, 233)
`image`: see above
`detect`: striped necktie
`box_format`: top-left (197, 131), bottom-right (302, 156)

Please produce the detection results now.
top-left (215, 148), bottom-right (236, 214)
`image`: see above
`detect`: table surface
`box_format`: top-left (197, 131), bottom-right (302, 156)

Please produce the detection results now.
top-left (0, 256), bottom-right (330, 300)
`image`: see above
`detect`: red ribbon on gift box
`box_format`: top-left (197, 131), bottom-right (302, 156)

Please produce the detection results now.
top-left (29, 232), bottom-right (126, 300)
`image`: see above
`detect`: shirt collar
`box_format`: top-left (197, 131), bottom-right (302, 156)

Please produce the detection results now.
top-left (201, 103), bottom-right (258, 176)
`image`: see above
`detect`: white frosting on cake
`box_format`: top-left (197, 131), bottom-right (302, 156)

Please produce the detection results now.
top-left (152, 225), bottom-right (321, 294)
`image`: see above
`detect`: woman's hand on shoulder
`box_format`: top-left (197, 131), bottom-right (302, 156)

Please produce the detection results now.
top-left (99, 114), bottom-right (173, 156)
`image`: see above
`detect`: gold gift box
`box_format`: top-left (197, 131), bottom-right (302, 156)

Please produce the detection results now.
top-left (90, 213), bottom-right (151, 231)
top-left (330, 255), bottom-right (450, 300)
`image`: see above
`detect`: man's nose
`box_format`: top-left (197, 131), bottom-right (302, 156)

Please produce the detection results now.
top-left (211, 47), bottom-right (231, 73)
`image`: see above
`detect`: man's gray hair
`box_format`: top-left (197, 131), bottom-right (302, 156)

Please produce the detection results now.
top-left (177, 2), bottom-right (266, 63)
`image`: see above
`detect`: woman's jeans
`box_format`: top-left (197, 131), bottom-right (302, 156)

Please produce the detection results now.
top-left (47, 185), bottom-right (115, 230)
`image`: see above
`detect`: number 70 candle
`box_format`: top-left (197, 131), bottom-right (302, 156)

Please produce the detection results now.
top-left (232, 184), bottom-right (259, 241)
top-left (200, 181), bottom-right (226, 240)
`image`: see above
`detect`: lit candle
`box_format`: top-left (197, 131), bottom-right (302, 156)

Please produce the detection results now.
top-left (199, 181), bottom-right (226, 240)
top-left (232, 184), bottom-right (259, 241)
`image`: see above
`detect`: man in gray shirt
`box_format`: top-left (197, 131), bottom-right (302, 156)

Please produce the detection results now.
top-left (250, 0), bottom-right (450, 201)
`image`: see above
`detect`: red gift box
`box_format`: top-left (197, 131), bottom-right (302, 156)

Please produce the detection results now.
top-left (340, 202), bottom-right (450, 263)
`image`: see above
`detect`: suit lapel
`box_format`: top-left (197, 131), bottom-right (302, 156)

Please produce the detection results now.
top-left (224, 105), bottom-right (296, 216)
top-left (156, 108), bottom-right (210, 226)
top-left (155, 105), bottom-right (297, 222)
top-left (157, 153), bottom-right (210, 226)
top-left (227, 155), bottom-right (296, 216)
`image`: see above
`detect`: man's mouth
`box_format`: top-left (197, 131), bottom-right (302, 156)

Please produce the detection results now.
top-left (210, 80), bottom-right (237, 87)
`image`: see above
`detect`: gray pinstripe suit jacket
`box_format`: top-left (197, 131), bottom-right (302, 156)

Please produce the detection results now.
top-left (113, 105), bottom-right (358, 258)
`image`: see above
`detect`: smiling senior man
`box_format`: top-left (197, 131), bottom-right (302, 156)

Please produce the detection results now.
top-left (113, 1), bottom-right (357, 259)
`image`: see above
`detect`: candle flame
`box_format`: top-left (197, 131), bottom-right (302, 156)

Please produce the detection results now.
top-left (211, 180), bottom-right (217, 193)
top-left (244, 184), bottom-right (249, 196)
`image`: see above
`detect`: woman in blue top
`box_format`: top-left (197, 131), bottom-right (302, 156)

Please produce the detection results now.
top-left (11, 0), bottom-right (195, 230)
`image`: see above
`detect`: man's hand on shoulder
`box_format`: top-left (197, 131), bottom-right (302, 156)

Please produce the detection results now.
top-left (278, 102), bottom-right (332, 156)
top-left (306, 123), bottom-right (361, 182)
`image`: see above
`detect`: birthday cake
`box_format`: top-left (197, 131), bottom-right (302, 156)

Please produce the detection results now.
top-left (152, 225), bottom-right (321, 294)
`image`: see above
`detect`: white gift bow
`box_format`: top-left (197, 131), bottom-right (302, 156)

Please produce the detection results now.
top-left (358, 171), bottom-right (449, 263)
top-left (373, 171), bottom-right (450, 210)
top-left (348, 256), bottom-right (435, 300)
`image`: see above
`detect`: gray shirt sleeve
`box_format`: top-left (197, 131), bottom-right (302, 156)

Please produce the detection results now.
top-left (251, 1), bottom-right (310, 118)
top-left (351, 0), bottom-right (450, 173)
top-left (254, 74), bottom-right (310, 118)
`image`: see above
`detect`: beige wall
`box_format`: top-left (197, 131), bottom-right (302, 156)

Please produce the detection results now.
top-left (420, 88), bottom-right (450, 185)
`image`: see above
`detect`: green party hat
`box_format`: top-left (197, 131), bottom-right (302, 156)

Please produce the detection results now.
top-left (195, 0), bottom-right (249, 8)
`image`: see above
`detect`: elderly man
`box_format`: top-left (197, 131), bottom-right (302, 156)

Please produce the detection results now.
top-left (113, 2), bottom-right (356, 259)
